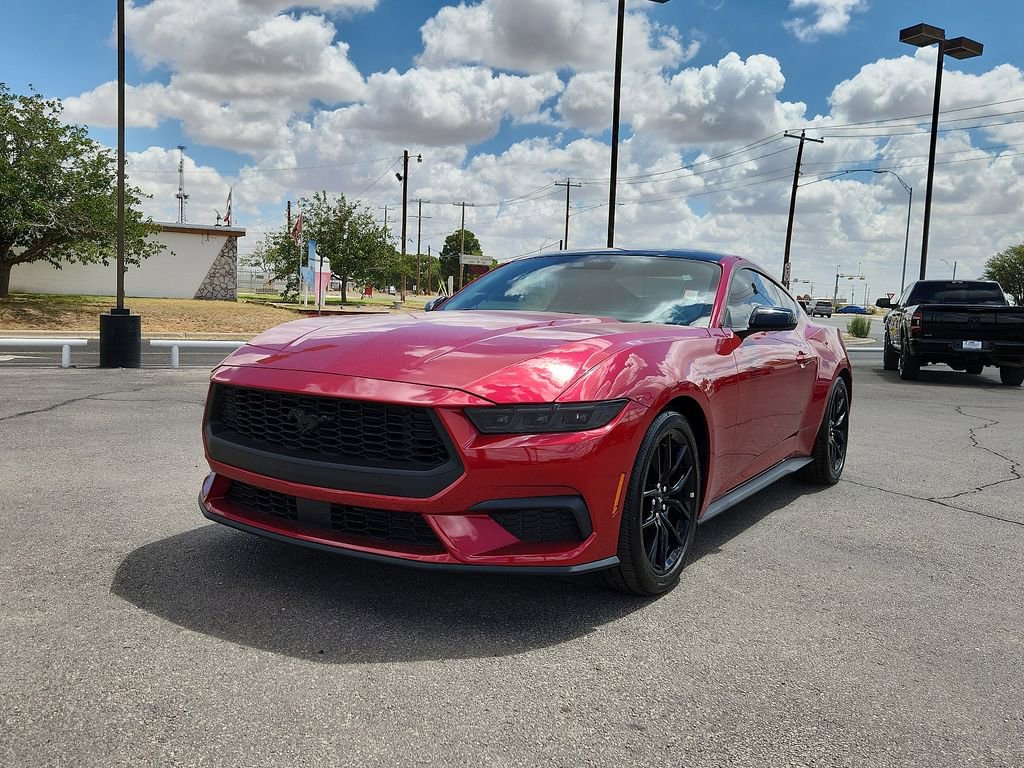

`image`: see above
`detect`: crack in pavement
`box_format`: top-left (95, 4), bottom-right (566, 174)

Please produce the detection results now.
top-left (929, 406), bottom-right (1023, 502)
top-left (843, 405), bottom-right (1023, 528)
top-left (842, 478), bottom-right (1024, 529)
top-left (0, 387), bottom-right (152, 423)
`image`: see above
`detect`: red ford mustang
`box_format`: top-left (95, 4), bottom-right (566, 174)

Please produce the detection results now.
top-left (200, 249), bottom-right (851, 595)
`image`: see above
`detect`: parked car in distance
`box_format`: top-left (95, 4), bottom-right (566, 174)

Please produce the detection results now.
top-left (837, 305), bottom-right (870, 314)
top-left (878, 280), bottom-right (1024, 384)
top-left (199, 249), bottom-right (852, 596)
top-left (810, 300), bottom-right (834, 317)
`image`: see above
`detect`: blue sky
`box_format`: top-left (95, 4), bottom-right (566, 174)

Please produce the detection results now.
top-left (3, 0), bottom-right (1023, 295)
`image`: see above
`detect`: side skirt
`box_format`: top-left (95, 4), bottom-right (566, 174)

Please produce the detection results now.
top-left (699, 457), bottom-right (813, 525)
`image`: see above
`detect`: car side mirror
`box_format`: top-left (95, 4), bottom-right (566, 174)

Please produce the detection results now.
top-left (424, 297), bottom-right (448, 312)
top-left (875, 297), bottom-right (892, 309)
top-left (746, 306), bottom-right (798, 333)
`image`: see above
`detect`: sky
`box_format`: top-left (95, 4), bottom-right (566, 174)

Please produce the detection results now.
top-left (3, 0), bottom-right (1024, 300)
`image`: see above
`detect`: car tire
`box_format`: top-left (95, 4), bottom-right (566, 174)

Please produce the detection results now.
top-left (799, 376), bottom-right (850, 486)
top-left (965, 362), bottom-right (984, 375)
top-left (882, 333), bottom-right (899, 371)
top-left (604, 411), bottom-right (700, 597)
top-left (999, 366), bottom-right (1024, 386)
top-left (898, 336), bottom-right (921, 381)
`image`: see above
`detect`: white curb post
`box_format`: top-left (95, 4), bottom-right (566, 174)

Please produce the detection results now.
top-left (0, 338), bottom-right (89, 368)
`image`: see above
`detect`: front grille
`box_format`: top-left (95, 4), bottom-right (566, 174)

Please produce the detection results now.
top-left (211, 385), bottom-right (450, 470)
top-left (226, 482), bottom-right (297, 521)
top-left (225, 481), bottom-right (443, 551)
top-left (330, 504), bottom-right (441, 548)
top-left (489, 507), bottom-right (583, 542)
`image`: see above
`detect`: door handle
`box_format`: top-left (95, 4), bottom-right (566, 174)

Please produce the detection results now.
top-left (796, 351), bottom-right (811, 369)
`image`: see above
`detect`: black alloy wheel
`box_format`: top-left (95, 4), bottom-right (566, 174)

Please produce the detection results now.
top-left (605, 412), bottom-right (700, 596)
top-left (800, 376), bottom-right (850, 485)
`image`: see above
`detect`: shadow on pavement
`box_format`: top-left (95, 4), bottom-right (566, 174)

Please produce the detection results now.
top-left (690, 476), bottom-right (829, 564)
top-left (112, 524), bottom-right (651, 664)
top-left (858, 365), bottom-right (1004, 390)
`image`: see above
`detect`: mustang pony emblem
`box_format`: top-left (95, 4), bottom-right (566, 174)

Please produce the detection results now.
top-left (286, 408), bottom-right (327, 436)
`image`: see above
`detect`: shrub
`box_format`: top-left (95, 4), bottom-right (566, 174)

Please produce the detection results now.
top-left (847, 317), bottom-right (872, 338)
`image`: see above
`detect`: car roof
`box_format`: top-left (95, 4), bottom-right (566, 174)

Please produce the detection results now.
top-left (507, 248), bottom-right (733, 265)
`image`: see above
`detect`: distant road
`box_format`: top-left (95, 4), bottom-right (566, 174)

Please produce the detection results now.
top-left (0, 339), bottom-right (235, 369)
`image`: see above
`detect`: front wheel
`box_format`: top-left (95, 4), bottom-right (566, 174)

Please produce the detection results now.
top-left (604, 412), bottom-right (701, 596)
top-left (1000, 366), bottom-right (1024, 386)
top-left (800, 376), bottom-right (850, 485)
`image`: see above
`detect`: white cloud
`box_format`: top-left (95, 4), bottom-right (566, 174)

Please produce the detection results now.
top-left (559, 53), bottom-right (806, 144)
top-left (419, 0), bottom-right (698, 74)
top-left (784, 0), bottom-right (867, 42)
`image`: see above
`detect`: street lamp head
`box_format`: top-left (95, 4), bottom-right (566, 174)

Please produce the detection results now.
top-left (899, 23), bottom-right (945, 47)
top-left (943, 36), bottom-right (983, 59)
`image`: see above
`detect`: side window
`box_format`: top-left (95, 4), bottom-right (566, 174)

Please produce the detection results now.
top-left (725, 269), bottom-right (780, 331)
top-left (766, 277), bottom-right (800, 314)
top-left (896, 285), bottom-right (913, 307)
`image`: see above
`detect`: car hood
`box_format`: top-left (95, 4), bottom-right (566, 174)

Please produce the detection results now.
top-left (229, 310), bottom-right (710, 403)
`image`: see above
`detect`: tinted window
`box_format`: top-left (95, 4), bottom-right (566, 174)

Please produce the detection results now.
top-left (441, 253), bottom-right (722, 326)
top-left (906, 282), bottom-right (1007, 306)
top-left (725, 269), bottom-right (781, 331)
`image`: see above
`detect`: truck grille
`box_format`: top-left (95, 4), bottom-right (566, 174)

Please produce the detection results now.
top-left (210, 385), bottom-right (451, 471)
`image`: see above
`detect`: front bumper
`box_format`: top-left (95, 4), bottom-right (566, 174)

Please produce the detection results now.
top-left (200, 367), bottom-right (650, 571)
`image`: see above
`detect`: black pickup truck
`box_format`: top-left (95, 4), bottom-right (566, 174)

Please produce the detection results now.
top-left (877, 280), bottom-right (1024, 385)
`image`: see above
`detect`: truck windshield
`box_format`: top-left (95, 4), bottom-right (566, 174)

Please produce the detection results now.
top-left (441, 253), bottom-right (722, 326)
top-left (907, 282), bottom-right (1007, 306)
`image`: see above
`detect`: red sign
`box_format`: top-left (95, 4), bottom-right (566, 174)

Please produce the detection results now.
top-left (886, 292), bottom-right (895, 300)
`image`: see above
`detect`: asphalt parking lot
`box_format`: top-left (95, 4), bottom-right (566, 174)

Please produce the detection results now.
top-left (1, 359), bottom-right (1021, 767)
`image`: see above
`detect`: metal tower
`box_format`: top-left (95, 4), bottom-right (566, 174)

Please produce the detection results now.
top-left (175, 145), bottom-right (189, 223)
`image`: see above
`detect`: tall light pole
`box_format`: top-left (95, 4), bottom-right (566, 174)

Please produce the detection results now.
top-left (607, 0), bottom-right (670, 248)
top-left (873, 169), bottom-right (913, 294)
top-left (941, 258), bottom-right (958, 279)
top-left (396, 150), bottom-right (422, 302)
top-left (899, 23), bottom-right (982, 280)
top-left (99, 0), bottom-right (141, 368)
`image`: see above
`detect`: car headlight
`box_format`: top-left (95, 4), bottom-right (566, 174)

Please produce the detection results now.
top-left (464, 400), bottom-right (629, 434)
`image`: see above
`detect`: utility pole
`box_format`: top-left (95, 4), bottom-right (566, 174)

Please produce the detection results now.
top-left (781, 130), bottom-right (823, 289)
top-left (287, 200), bottom-right (297, 292)
top-left (555, 178), bottom-right (581, 249)
top-left (426, 245), bottom-right (432, 295)
top-left (453, 202), bottom-right (475, 290)
top-left (411, 199), bottom-right (432, 294)
top-left (378, 204), bottom-right (391, 241)
top-left (400, 151), bottom-right (409, 301)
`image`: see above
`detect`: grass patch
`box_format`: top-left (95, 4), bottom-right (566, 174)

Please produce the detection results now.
top-left (0, 294), bottom-right (305, 335)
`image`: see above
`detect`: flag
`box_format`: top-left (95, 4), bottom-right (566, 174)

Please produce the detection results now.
top-left (291, 212), bottom-right (303, 245)
top-left (223, 188), bottom-right (232, 226)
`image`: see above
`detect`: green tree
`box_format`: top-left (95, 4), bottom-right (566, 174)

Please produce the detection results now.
top-left (245, 228), bottom-right (301, 300)
top-left (0, 84), bottom-right (162, 297)
top-left (251, 192), bottom-right (392, 303)
top-left (439, 229), bottom-right (483, 290)
top-left (983, 244), bottom-right (1024, 306)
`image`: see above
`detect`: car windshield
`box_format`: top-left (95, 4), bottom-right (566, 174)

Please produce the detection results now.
top-left (441, 253), bottom-right (722, 326)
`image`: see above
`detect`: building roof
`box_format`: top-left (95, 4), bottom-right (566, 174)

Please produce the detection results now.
top-left (156, 222), bottom-right (246, 238)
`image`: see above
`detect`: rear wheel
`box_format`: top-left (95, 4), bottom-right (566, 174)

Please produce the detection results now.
top-left (965, 362), bottom-right (984, 375)
top-left (882, 333), bottom-right (899, 371)
top-left (1000, 366), bottom-right (1024, 386)
top-left (898, 337), bottom-right (921, 381)
top-left (800, 376), bottom-right (850, 485)
top-left (604, 412), bottom-right (700, 596)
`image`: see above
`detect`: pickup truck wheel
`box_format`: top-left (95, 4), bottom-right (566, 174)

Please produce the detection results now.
top-left (965, 362), bottom-right (984, 375)
top-left (882, 333), bottom-right (899, 371)
top-left (800, 376), bottom-right (849, 486)
top-left (999, 366), bottom-right (1024, 386)
top-left (898, 338), bottom-right (921, 381)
